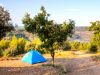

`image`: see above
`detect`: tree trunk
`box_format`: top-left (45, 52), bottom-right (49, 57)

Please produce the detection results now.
top-left (50, 50), bottom-right (55, 67)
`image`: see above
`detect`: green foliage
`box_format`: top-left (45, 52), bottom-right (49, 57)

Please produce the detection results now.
top-left (17, 38), bottom-right (26, 54)
top-left (37, 47), bottom-right (48, 54)
top-left (62, 41), bottom-right (71, 51)
top-left (22, 6), bottom-right (75, 66)
top-left (89, 21), bottom-right (100, 52)
top-left (32, 38), bottom-right (42, 50)
top-left (7, 36), bottom-right (18, 56)
top-left (3, 47), bottom-right (17, 57)
top-left (0, 39), bottom-right (9, 50)
top-left (70, 41), bottom-right (80, 50)
top-left (0, 35), bottom-right (45, 57)
top-left (9, 35), bottom-right (18, 49)
top-left (24, 42), bottom-right (35, 52)
top-left (79, 43), bottom-right (90, 51)
top-left (0, 6), bottom-right (14, 40)
top-left (91, 33), bottom-right (100, 46)
top-left (89, 21), bottom-right (100, 33)
top-left (0, 39), bottom-right (9, 56)
top-left (22, 6), bottom-right (75, 53)
top-left (3, 36), bottom-right (26, 57)
top-left (24, 38), bottom-right (46, 53)
top-left (3, 48), bottom-right (12, 57)
top-left (53, 42), bottom-right (60, 50)
top-left (89, 44), bottom-right (98, 53)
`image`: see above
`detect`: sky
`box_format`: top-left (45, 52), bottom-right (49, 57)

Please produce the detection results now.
top-left (0, 0), bottom-right (100, 26)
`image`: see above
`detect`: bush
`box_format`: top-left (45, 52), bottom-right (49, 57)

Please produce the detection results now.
top-left (8, 35), bottom-right (18, 55)
top-left (2, 36), bottom-right (27, 57)
top-left (17, 38), bottom-right (26, 54)
top-left (32, 38), bottom-right (42, 50)
top-left (89, 44), bottom-right (98, 53)
top-left (63, 41), bottom-right (71, 51)
top-left (3, 48), bottom-right (17, 57)
top-left (79, 43), bottom-right (90, 51)
top-left (0, 39), bottom-right (9, 50)
top-left (52, 41), bottom-right (71, 51)
top-left (0, 39), bottom-right (9, 56)
top-left (70, 41), bottom-right (80, 50)
top-left (24, 42), bottom-right (35, 52)
top-left (9, 35), bottom-right (18, 49)
top-left (3, 48), bottom-right (11, 57)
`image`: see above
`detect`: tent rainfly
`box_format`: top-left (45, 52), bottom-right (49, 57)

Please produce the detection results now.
top-left (22, 50), bottom-right (46, 64)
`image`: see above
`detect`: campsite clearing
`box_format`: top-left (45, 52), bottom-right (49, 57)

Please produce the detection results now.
top-left (0, 51), bottom-right (100, 75)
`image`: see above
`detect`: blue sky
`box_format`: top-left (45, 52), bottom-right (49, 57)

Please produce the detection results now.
top-left (0, 0), bottom-right (100, 26)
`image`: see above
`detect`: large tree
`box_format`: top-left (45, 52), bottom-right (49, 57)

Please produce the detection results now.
top-left (0, 6), bottom-right (14, 40)
top-left (22, 6), bottom-right (75, 66)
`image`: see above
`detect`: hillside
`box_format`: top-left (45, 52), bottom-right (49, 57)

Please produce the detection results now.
top-left (6, 26), bottom-right (93, 42)
top-left (69, 26), bottom-right (93, 42)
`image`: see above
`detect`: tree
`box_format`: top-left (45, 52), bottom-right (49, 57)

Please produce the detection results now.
top-left (0, 6), bottom-right (14, 40)
top-left (22, 6), bottom-right (75, 66)
top-left (89, 21), bottom-right (100, 49)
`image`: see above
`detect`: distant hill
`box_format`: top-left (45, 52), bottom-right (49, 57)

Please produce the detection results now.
top-left (17, 26), bottom-right (89, 31)
top-left (6, 26), bottom-right (93, 42)
top-left (69, 26), bottom-right (93, 42)
top-left (75, 26), bottom-right (89, 31)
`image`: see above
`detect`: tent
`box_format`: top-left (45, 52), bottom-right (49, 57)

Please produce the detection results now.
top-left (22, 50), bottom-right (46, 64)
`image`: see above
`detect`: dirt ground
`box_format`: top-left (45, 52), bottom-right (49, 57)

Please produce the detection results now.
top-left (0, 52), bottom-right (100, 75)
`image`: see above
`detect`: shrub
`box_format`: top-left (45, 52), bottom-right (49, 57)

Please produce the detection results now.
top-left (70, 41), bottom-right (80, 50)
top-left (0, 39), bottom-right (9, 50)
top-left (0, 39), bottom-right (9, 56)
top-left (3, 48), bottom-right (17, 57)
top-left (24, 42), bottom-right (35, 52)
top-left (89, 44), bottom-right (98, 53)
top-left (52, 41), bottom-right (71, 51)
top-left (79, 43), bottom-right (90, 51)
top-left (63, 41), bottom-right (71, 51)
top-left (9, 35), bottom-right (18, 49)
top-left (9, 36), bottom-right (27, 55)
top-left (8, 35), bottom-right (18, 55)
top-left (32, 38), bottom-right (42, 50)
top-left (3, 37), bottom-right (26, 57)
top-left (17, 38), bottom-right (26, 54)
top-left (3, 48), bottom-right (11, 57)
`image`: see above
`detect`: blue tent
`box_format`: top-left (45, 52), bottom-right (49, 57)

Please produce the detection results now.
top-left (22, 50), bottom-right (46, 64)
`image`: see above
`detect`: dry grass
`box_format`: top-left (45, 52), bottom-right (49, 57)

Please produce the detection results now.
top-left (44, 51), bottom-right (77, 58)
top-left (44, 51), bottom-right (96, 58)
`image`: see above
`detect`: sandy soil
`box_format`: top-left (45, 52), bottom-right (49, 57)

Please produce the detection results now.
top-left (0, 53), bottom-right (100, 75)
